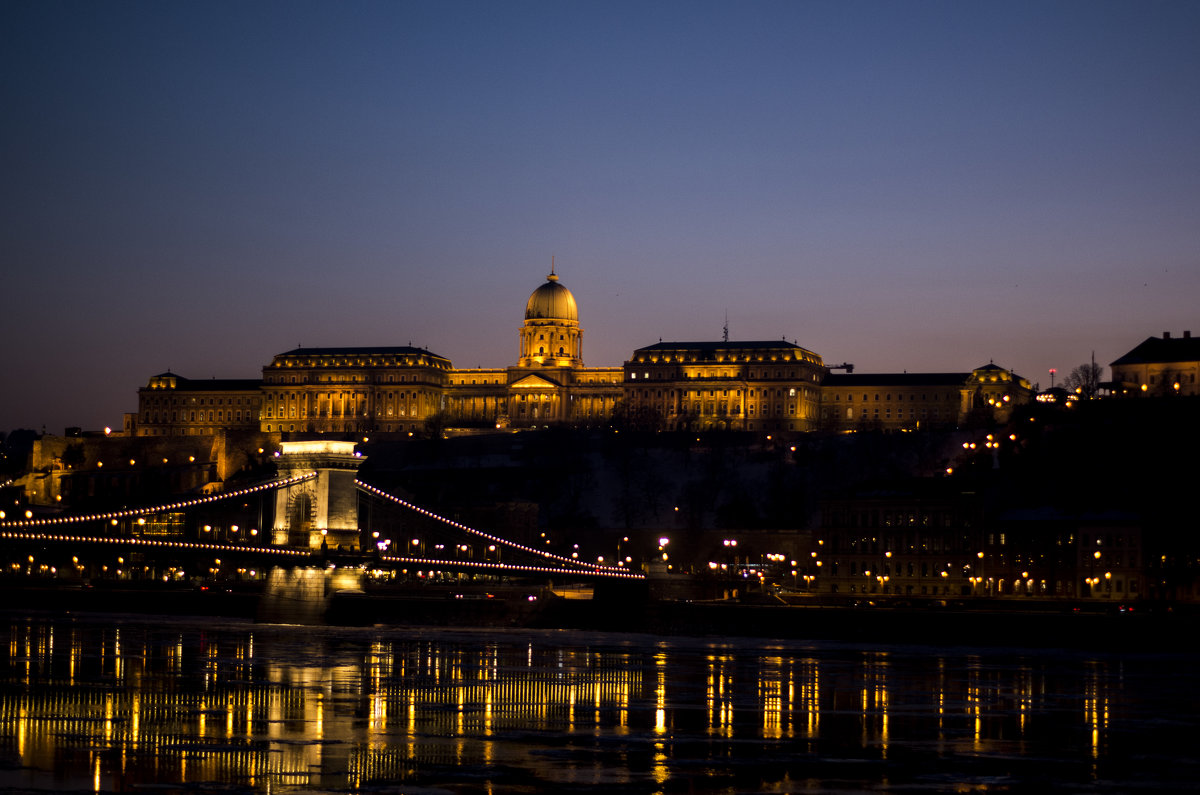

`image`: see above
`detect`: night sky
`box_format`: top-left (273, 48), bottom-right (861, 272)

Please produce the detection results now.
top-left (3, 1), bottom-right (1198, 434)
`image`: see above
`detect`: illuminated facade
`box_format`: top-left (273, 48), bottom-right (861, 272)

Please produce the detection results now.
top-left (621, 340), bottom-right (825, 431)
top-left (130, 271), bottom-right (1031, 437)
top-left (445, 270), bottom-right (623, 427)
top-left (133, 373), bottom-right (261, 436)
top-left (258, 346), bottom-right (452, 434)
top-left (1109, 331), bottom-right (1200, 397)
top-left (820, 364), bottom-right (1034, 432)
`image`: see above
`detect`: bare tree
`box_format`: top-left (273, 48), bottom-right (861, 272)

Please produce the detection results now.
top-left (1061, 363), bottom-right (1104, 398)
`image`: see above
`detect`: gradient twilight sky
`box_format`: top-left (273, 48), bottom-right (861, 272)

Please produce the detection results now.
top-left (3, 0), bottom-right (1199, 433)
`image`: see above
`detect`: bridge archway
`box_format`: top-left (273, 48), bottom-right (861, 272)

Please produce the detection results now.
top-left (285, 491), bottom-right (316, 547)
top-left (271, 441), bottom-right (364, 550)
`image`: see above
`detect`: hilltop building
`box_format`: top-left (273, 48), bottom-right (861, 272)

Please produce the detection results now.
top-left (820, 364), bottom-right (1031, 431)
top-left (621, 340), bottom-right (826, 431)
top-left (130, 373), bottom-right (261, 437)
top-left (1110, 331), bottom-right (1200, 397)
top-left (128, 270), bottom-right (1032, 438)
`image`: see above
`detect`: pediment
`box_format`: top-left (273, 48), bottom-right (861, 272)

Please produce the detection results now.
top-left (509, 373), bottom-right (563, 389)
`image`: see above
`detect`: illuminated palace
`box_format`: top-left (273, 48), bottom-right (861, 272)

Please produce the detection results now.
top-left (129, 270), bottom-right (1033, 437)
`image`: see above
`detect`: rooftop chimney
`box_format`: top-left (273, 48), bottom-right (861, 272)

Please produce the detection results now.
top-left (1163, 331), bottom-right (1171, 339)
top-left (1185, 330), bottom-right (1192, 339)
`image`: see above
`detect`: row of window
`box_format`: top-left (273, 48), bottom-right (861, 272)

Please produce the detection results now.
top-left (836, 536), bottom-right (970, 554)
top-left (827, 512), bottom-right (963, 529)
top-left (629, 368), bottom-right (813, 380)
top-left (143, 395), bottom-right (258, 407)
top-left (265, 390), bottom-right (428, 401)
top-left (265, 373), bottom-right (439, 385)
top-left (272, 357), bottom-right (439, 368)
top-left (833, 407), bottom-right (942, 421)
top-left (832, 392), bottom-right (958, 402)
top-left (1116, 371), bottom-right (1197, 384)
top-left (843, 561), bottom-right (978, 577)
top-left (634, 353), bottom-right (818, 365)
top-left (142, 410), bottom-right (254, 424)
top-left (827, 571), bottom-right (1140, 595)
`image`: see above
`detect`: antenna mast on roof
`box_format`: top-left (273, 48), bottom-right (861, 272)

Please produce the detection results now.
top-left (723, 310), bottom-right (729, 343)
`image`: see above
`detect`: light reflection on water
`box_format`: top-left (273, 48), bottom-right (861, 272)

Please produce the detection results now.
top-left (2, 613), bottom-right (1198, 793)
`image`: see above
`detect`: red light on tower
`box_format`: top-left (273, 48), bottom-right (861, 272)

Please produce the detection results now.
top-left (1049, 368), bottom-right (1056, 388)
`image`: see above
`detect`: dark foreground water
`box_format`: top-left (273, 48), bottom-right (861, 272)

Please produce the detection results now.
top-left (2, 611), bottom-right (1198, 793)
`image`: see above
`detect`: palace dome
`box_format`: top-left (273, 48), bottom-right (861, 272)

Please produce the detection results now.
top-left (525, 271), bottom-right (578, 322)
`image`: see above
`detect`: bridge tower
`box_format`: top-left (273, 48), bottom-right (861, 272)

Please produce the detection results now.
top-left (271, 440), bottom-right (365, 550)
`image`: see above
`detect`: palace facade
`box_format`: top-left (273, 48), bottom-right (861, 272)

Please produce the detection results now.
top-left (128, 270), bottom-right (1033, 438)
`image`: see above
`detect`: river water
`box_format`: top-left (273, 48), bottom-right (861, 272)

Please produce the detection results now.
top-left (1, 611), bottom-right (1197, 793)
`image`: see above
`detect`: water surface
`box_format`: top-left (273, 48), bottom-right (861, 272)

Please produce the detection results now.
top-left (2, 611), bottom-right (1197, 793)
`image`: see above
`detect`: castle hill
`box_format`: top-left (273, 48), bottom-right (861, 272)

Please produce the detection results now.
top-left (2, 270), bottom-right (1197, 643)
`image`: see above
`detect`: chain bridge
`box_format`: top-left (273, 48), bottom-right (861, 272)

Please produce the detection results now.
top-left (1, 441), bottom-right (643, 623)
